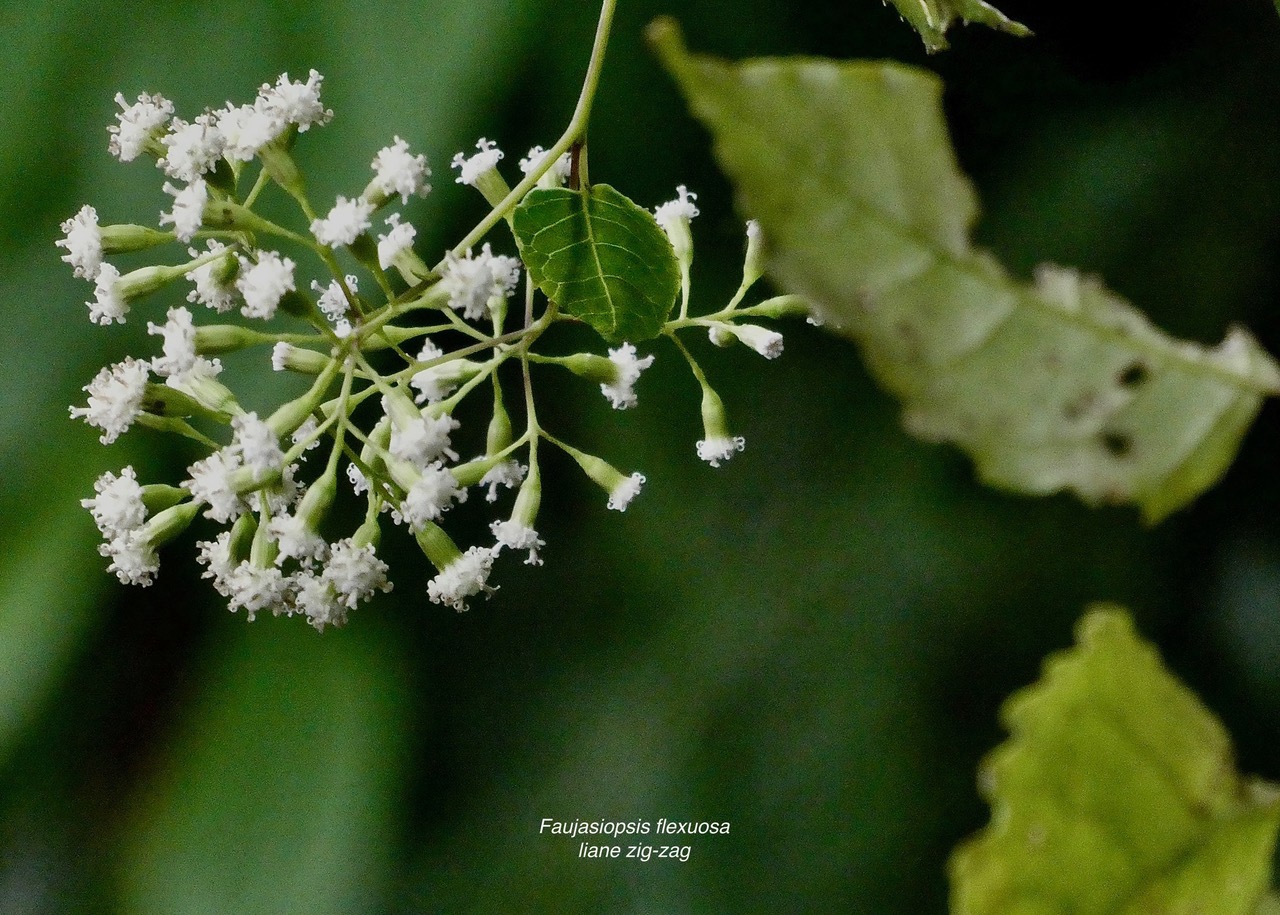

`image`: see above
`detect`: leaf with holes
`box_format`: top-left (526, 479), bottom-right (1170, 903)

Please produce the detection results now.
top-left (885, 0), bottom-right (1031, 52)
top-left (950, 606), bottom-right (1280, 915)
top-left (513, 184), bottom-right (681, 343)
top-left (651, 20), bottom-right (1280, 521)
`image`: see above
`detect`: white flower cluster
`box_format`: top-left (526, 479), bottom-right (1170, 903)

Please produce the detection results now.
top-left (64, 72), bottom-right (791, 630)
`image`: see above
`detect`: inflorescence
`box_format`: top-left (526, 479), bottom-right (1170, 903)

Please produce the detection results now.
top-left (62, 70), bottom-right (799, 628)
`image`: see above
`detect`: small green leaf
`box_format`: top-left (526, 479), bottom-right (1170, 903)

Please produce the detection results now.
top-left (513, 184), bottom-right (681, 343)
top-left (885, 0), bottom-right (1031, 52)
top-left (651, 21), bottom-right (1280, 521)
top-left (950, 606), bottom-right (1280, 915)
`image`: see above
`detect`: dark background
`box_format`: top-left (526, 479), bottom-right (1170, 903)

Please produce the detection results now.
top-left (2, 0), bottom-right (1280, 911)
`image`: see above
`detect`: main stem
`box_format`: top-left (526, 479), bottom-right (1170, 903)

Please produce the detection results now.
top-left (438, 0), bottom-right (618, 267)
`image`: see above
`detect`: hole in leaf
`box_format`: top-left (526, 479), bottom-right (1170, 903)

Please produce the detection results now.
top-left (1101, 431), bottom-right (1133, 458)
top-left (1117, 361), bottom-right (1149, 389)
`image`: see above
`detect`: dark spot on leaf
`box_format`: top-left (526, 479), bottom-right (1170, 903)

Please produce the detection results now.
top-left (1063, 390), bottom-right (1097, 422)
top-left (1101, 431), bottom-right (1132, 458)
top-left (1117, 361), bottom-right (1149, 389)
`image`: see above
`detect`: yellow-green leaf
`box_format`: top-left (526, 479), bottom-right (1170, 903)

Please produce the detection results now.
top-left (513, 184), bottom-right (680, 343)
top-left (651, 21), bottom-right (1280, 521)
top-left (885, 0), bottom-right (1030, 52)
top-left (950, 606), bottom-right (1280, 915)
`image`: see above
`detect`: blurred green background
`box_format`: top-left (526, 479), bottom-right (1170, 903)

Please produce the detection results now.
top-left (3, 0), bottom-right (1280, 911)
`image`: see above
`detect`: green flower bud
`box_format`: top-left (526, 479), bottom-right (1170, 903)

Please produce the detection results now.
top-left (100, 223), bottom-right (173, 254)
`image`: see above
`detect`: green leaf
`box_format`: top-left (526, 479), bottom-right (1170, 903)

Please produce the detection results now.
top-left (884, 0), bottom-right (1031, 52)
top-left (950, 606), bottom-right (1280, 915)
top-left (513, 184), bottom-right (681, 343)
top-left (650, 21), bottom-right (1280, 522)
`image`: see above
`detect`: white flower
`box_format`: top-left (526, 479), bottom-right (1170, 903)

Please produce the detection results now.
top-left (197, 531), bottom-right (237, 596)
top-left (160, 178), bottom-right (207, 243)
top-left (376, 213), bottom-right (416, 269)
top-left (108, 92), bottom-right (173, 162)
top-left (601, 343), bottom-right (655, 410)
top-left (293, 571), bottom-right (346, 630)
top-left (236, 251), bottom-right (296, 319)
top-left (147, 306), bottom-right (197, 378)
top-left (87, 263), bottom-right (128, 325)
top-left (249, 464), bottom-right (298, 516)
top-left (159, 113), bottom-right (224, 182)
top-left (346, 462), bottom-right (370, 496)
top-left (70, 358), bottom-right (150, 444)
top-left (323, 539), bottom-right (392, 609)
top-left (232, 412), bottom-right (284, 481)
top-left (518, 145), bottom-right (571, 187)
top-left (696, 435), bottom-right (746, 468)
top-left (310, 195), bottom-right (374, 247)
top-left (388, 410), bottom-right (460, 469)
top-left (291, 417), bottom-right (321, 451)
top-left (227, 563), bottom-right (292, 621)
top-left (258, 70), bottom-right (331, 132)
top-left (185, 449), bottom-right (246, 523)
top-left (427, 546), bottom-right (498, 612)
top-left (82, 467), bottom-right (146, 536)
top-left (439, 243), bottom-right (521, 321)
top-left (479, 460), bottom-right (526, 503)
top-left (491, 520), bottom-right (544, 566)
top-left (215, 101), bottom-right (280, 162)
top-left (311, 275), bottom-right (356, 323)
top-left (164, 355), bottom-right (224, 405)
top-left (186, 240), bottom-right (237, 313)
top-left (397, 465), bottom-right (465, 531)
top-left (371, 136), bottom-right (430, 203)
top-left (654, 184), bottom-right (700, 233)
top-left (607, 472), bottom-right (646, 512)
top-left (57, 205), bottom-right (103, 280)
top-left (100, 529), bottom-right (159, 586)
top-left (266, 512), bottom-right (327, 565)
top-left (451, 137), bottom-right (504, 186)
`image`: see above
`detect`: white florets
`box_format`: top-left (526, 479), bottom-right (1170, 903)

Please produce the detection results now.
top-left (310, 195), bottom-right (374, 247)
top-left (311, 275), bottom-right (356, 324)
top-left (186, 241), bottom-right (238, 313)
top-left (731, 324), bottom-right (784, 359)
top-left (266, 511), bottom-right (327, 566)
top-left (226, 563), bottom-right (291, 621)
top-left (197, 531), bottom-right (238, 596)
top-left (451, 138), bottom-right (504, 187)
top-left (324, 539), bottom-right (392, 609)
top-left (601, 343), bottom-right (655, 410)
top-left (518, 145), bottom-right (571, 186)
top-left (216, 101), bottom-right (280, 162)
top-left (608, 472), bottom-right (646, 512)
top-left (480, 460), bottom-right (526, 503)
top-left (108, 92), bottom-right (174, 162)
top-left (159, 113), bottom-right (225, 182)
top-left (100, 529), bottom-right (159, 586)
top-left (232, 412), bottom-right (285, 481)
top-left (70, 358), bottom-right (150, 444)
top-left (371, 136), bottom-right (431, 203)
top-left (236, 251), bottom-right (296, 319)
top-left (696, 435), bottom-right (746, 468)
top-left (185, 449), bottom-right (246, 523)
top-left (427, 546), bottom-right (498, 612)
top-left (147, 306), bottom-right (198, 378)
top-left (82, 467), bottom-right (146, 536)
top-left (258, 69), bottom-right (332, 133)
top-left (88, 263), bottom-right (128, 325)
top-left (293, 570), bottom-right (345, 630)
top-left (491, 520), bottom-right (544, 566)
top-left (654, 184), bottom-right (700, 233)
top-left (160, 178), bottom-right (207, 243)
top-left (396, 465), bottom-right (466, 530)
top-left (377, 213), bottom-right (416, 269)
top-left (388, 411), bottom-right (460, 469)
top-left (57, 205), bottom-right (103, 280)
top-left (439, 243), bottom-right (521, 321)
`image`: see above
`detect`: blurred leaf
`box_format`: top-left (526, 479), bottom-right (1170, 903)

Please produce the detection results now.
top-left (513, 184), bottom-right (680, 343)
top-left (117, 622), bottom-right (409, 915)
top-left (951, 606), bottom-right (1280, 915)
top-left (651, 22), bottom-right (1280, 522)
top-left (883, 0), bottom-right (1030, 52)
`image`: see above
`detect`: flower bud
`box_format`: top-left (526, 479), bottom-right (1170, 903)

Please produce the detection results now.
top-left (100, 223), bottom-right (173, 254)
